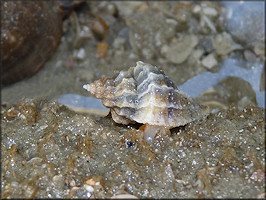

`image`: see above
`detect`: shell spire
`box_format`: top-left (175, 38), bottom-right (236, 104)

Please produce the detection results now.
top-left (83, 61), bottom-right (207, 127)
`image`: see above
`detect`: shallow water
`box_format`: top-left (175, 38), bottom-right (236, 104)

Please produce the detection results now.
top-left (179, 58), bottom-right (265, 107)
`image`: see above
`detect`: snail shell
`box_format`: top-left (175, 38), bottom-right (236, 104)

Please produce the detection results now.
top-left (1, 1), bottom-right (63, 86)
top-left (83, 61), bottom-right (207, 128)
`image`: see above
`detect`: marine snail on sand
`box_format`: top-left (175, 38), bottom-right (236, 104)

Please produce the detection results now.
top-left (83, 61), bottom-right (207, 143)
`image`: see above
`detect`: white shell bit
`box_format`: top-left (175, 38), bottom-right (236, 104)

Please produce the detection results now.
top-left (83, 61), bottom-right (207, 127)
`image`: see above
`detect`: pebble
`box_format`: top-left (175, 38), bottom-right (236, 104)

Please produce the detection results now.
top-left (85, 184), bottom-right (94, 193)
top-left (250, 169), bottom-right (265, 182)
top-left (165, 164), bottom-right (175, 181)
top-left (70, 179), bottom-right (76, 187)
top-left (254, 44), bottom-right (264, 57)
top-left (192, 5), bottom-right (201, 14)
top-left (202, 7), bottom-right (218, 17)
top-left (213, 32), bottom-right (242, 56)
top-left (11, 181), bottom-right (19, 189)
top-left (113, 37), bottom-right (126, 50)
top-left (24, 185), bottom-right (36, 198)
top-left (115, 2), bottom-right (144, 18)
top-left (74, 48), bottom-right (86, 60)
top-left (84, 184), bottom-right (94, 198)
top-left (244, 50), bottom-right (258, 62)
top-left (76, 188), bottom-right (86, 197)
top-left (161, 35), bottom-right (198, 64)
top-left (201, 53), bottom-right (218, 69)
top-left (52, 175), bottom-right (65, 190)
top-left (192, 48), bottom-right (204, 60)
top-left (96, 42), bottom-right (109, 58)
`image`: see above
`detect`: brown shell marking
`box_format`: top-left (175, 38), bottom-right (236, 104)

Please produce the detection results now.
top-left (83, 61), bottom-right (207, 128)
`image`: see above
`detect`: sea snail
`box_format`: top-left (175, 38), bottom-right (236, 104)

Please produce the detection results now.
top-left (83, 61), bottom-right (207, 143)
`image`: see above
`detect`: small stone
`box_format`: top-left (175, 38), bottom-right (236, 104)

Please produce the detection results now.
top-left (91, 17), bottom-right (108, 41)
top-left (213, 32), bottom-right (243, 56)
top-left (85, 178), bottom-right (96, 186)
top-left (76, 189), bottom-right (86, 197)
top-left (52, 175), bottom-right (65, 190)
top-left (74, 48), bottom-right (86, 60)
top-left (24, 186), bottom-right (36, 198)
top-left (96, 42), bottom-right (109, 59)
top-left (11, 181), bottom-right (19, 189)
top-left (106, 4), bottom-right (117, 16)
top-left (202, 7), bottom-right (218, 17)
top-left (70, 179), bottom-right (76, 187)
top-left (115, 2), bottom-right (144, 18)
top-left (84, 184), bottom-right (94, 193)
top-left (161, 35), bottom-right (199, 64)
top-left (87, 192), bottom-right (93, 198)
top-left (192, 5), bottom-right (201, 14)
top-left (201, 53), bottom-right (218, 69)
top-left (165, 164), bottom-right (175, 181)
top-left (192, 48), bottom-right (204, 60)
top-left (244, 50), bottom-right (258, 62)
top-left (250, 169), bottom-right (265, 182)
top-left (113, 37), bottom-right (126, 50)
top-left (137, 2), bottom-right (149, 12)
top-left (254, 43), bottom-right (265, 57)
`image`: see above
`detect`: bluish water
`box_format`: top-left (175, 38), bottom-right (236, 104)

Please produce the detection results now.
top-left (57, 94), bottom-right (109, 111)
top-left (179, 58), bottom-right (265, 108)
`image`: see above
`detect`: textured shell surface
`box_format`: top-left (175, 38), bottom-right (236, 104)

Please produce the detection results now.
top-left (83, 61), bottom-right (207, 127)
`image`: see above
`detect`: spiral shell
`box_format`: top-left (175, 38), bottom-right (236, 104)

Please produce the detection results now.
top-left (83, 61), bottom-right (207, 127)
